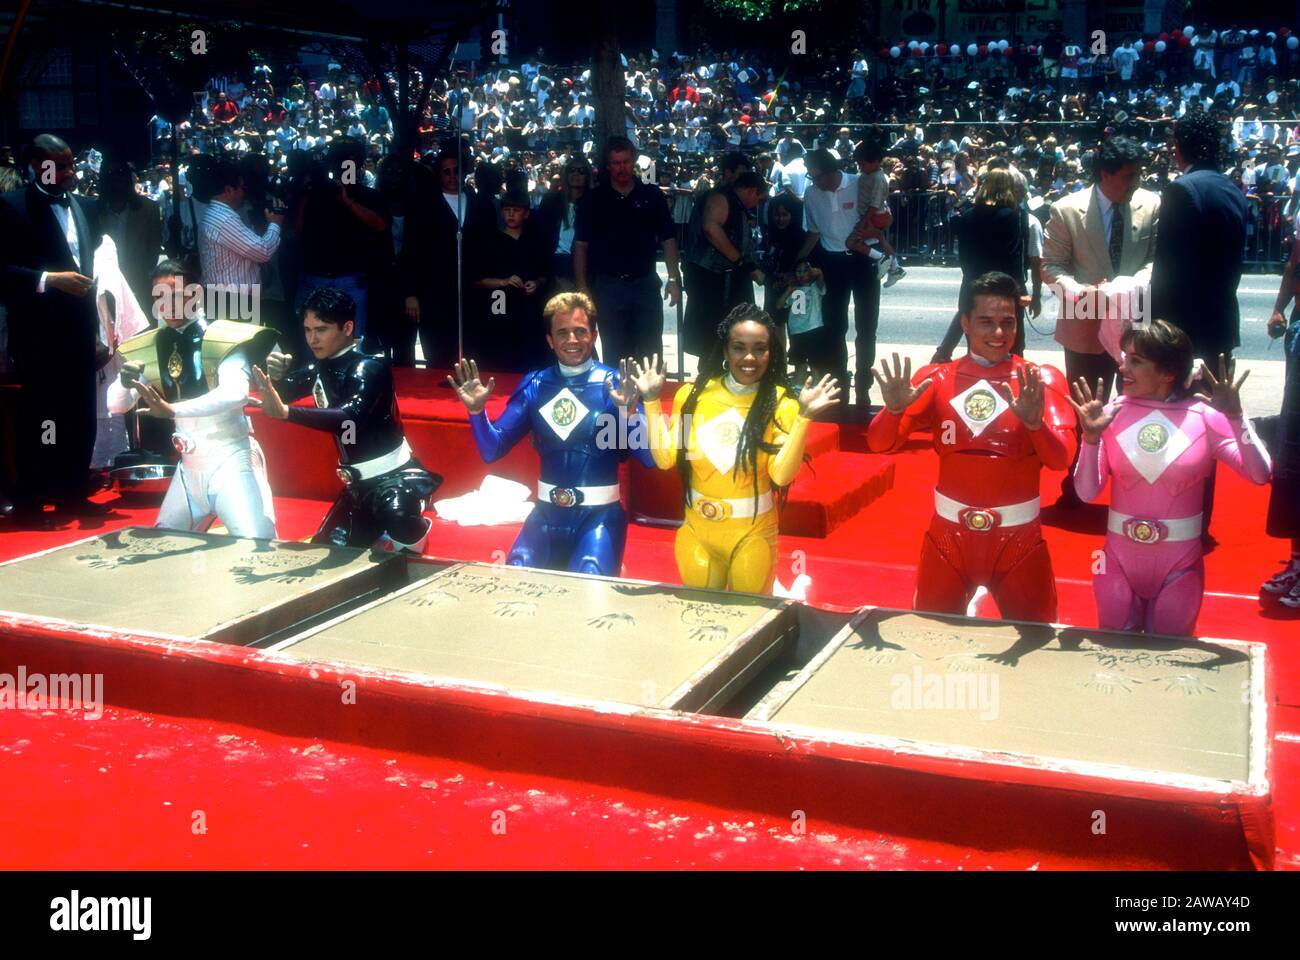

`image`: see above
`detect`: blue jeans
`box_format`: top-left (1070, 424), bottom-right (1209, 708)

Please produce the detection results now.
top-left (296, 272), bottom-right (369, 337)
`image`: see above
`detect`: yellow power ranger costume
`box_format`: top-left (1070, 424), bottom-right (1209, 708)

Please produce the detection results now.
top-left (644, 374), bottom-right (811, 593)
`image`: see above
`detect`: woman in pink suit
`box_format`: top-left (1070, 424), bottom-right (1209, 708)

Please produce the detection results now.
top-left (1069, 320), bottom-right (1272, 635)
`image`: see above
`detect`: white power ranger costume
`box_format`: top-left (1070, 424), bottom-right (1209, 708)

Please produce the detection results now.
top-left (109, 317), bottom-right (277, 539)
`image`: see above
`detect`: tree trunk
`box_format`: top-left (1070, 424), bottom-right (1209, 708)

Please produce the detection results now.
top-left (591, 7), bottom-right (625, 168)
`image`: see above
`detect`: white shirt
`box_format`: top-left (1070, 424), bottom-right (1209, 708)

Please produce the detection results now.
top-left (803, 171), bottom-right (860, 252)
top-left (34, 187), bottom-right (85, 291)
top-left (442, 191), bottom-right (466, 225)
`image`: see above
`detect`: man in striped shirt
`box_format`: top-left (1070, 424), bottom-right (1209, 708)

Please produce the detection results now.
top-left (199, 157), bottom-right (282, 320)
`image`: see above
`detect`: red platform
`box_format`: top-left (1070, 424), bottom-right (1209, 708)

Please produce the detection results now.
top-left (1, 367), bottom-right (1297, 870)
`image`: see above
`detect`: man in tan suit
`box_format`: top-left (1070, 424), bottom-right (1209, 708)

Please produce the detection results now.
top-left (1042, 136), bottom-right (1159, 505)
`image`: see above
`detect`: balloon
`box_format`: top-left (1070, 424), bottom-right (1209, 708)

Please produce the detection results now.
top-left (1155, 40), bottom-right (1167, 53)
top-left (952, 44), bottom-right (962, 57)
top-left (912, 47), bottom-right (923, 57)
top-left (1183, 26), bottom-right (1193, 38)
top-left (919, 41), bottom-right (930, 51)
top-left (998, 39), bottom-right (1010, 51)
top-left (1002, 46), bottom-right (1013, 57)
top-left (978, 44), bottom-right (988, 56)
top-left (1028, 45), bottom-right (1037, 56)
top-left (1158, 32), bottom-right (1169, 42)
top-left (1289, 36), bottom-right (1299, 50)
top-left (908, 40), bottom-right (919, 49)
top-left (890, 46), bottom-right (901, 58)
top-left (1144, 40), bottom-right (1155, 53)
top-left (967, 43), bottom-right (978, 57)
top-left (936, 43), bottom-right (948, 56)
top-left (878, 47), bottom-right (890, 58)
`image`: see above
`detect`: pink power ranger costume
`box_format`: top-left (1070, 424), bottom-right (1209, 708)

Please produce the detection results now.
top-left (1073, 395), bottom-right (1271, 635)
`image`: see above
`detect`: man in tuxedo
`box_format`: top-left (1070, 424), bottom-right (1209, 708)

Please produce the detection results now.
top-left (1150, 110), bottom-right (1248, 538)
top-left (398, 146), bottom-right (492, 369)
top-left (1042, 135), bottom-right (1160, 506)
top-left (0, 134), bottom-right (104, 526)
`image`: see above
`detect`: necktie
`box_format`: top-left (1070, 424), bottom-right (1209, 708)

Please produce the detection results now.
top-left (1108, 204), bottom-right (1124, 276)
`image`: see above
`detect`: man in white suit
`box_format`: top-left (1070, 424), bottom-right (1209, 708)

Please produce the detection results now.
top-left (1042, 136), bottom-right (1160, 506)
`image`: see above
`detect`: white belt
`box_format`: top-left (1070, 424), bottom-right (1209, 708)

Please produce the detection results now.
top-left (688, 490), bottom-right (774, 521)
top-left (1108, 510), bottom-right (1203, 544)
top-left (537, 480), bottom-right (621, 507)
top-left (934, 490), bottom-right (1040, 531)
top-left (346, 439), bottom-right (413, 482)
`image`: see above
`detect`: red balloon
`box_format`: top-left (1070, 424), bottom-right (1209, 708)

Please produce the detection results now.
top-left (1158, 32), bottom-right (1169, 42)
top-left (1145, 40), bottom-right (1155, 53)
top-left (912, 46), bottom-right (923, 57)
top-left (936, 43), bottom-right (948, 56)
top-left (1028, 45), bottom-right (1038, 56)
top-left (1180, 33), bottom-right (1191, 48)
top-left (1283, 27), bottom-right (1292, 38)
top-left (978, 44), bottom-right (988, 56)
top-left (879, 47), bottom-right (890, 58)
top-left (1001, 46), bottom-right (1013, 56)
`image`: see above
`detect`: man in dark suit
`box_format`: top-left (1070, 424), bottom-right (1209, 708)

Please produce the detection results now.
top-left (397, 146), bottom-right (493, 369)
top-left (0, 134), bottom-right (105, 526)
top-left (1151, 111), bottom-right (1247, 365)
top-left (1150, 111), bottom-right (1248, 540)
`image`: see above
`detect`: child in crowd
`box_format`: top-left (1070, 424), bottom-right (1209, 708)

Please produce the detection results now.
top-left (848, 139), bottom-right (906, 287)
top-left (774, 260), bottom-right (826, 382)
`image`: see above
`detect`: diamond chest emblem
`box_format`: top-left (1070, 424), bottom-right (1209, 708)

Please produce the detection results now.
top-left (538, 387), bottom-right (590, 441)
top-left (312, 376), bottom-right (329, 408)
top-left (697, 407), bottom-right (746, 474)
top-left (1117, 410), bottom-right (1191, 484)
top-left (950, 379), bottom-right (1010, 438)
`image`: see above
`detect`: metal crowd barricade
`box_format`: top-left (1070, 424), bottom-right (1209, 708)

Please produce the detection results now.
top-left (1242, 197), bottom-right (1292, 272)
top-left (886, 190), bottom-right (958, 266)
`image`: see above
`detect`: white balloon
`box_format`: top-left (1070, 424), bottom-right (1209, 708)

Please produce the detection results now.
top-left (1183, 26), bottom-right (1193, 38)
top-left (1289, 36), bottom-right (1299, 50)
top-left (919, 41), bottom-right (930, 51)
top-left (952, 45), bottom-right (962, 56)
top-left (998, 39), bottom-right (1010, 51)
top-left (908, 40), bottom-right (919, 50)
top-left (890, 46), bottom-right (901, 58)
top-left (1155, 40), bottom-right (1167, 53)
top-left (967, 44), bottom-right (978, 57)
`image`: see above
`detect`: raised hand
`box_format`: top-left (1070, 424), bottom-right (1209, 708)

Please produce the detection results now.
top-left (629, 354), bottom-right (666, 403)
top-left (796, 373), bottom-right (842, 418)
top-left (1066, 376), bottom-right (1117, 443)
top-left (119, 360), bottom-right (145, 390)
top-left (251, 366), bottom-right (289, 419)
top-left (1193, 352), bottom-right (1249, 417)
top-left (265, 351), bottom-right (292, 380)
top-left (607, 358), bottom-right (641, 407)
top-left (129, 378), bottom-right (175, 419)
top-left (874, 352), bottom-right (933, 415)
top-left (447, 358), bottom-right (495, 414)
top-left (993, 363), bottom-right (1044, 430)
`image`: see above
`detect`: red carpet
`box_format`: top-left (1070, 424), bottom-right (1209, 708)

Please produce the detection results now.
top-left (3, 376), bottom-right (1298, 869)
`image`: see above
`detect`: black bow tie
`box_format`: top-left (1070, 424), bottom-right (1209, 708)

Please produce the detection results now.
top-left (37, 190), bottom-right (71, 208)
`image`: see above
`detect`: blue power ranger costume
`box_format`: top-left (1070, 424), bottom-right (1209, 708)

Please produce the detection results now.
top-left (469, 359), bottom-right (654, 575)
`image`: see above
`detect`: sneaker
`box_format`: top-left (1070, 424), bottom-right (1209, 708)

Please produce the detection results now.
top-left (1262, 563), bottom-right (1300, 596)
top-left (1279, 579), bottom-right (1300, 611)
top-left (883, 263), bottom-right (906, 288)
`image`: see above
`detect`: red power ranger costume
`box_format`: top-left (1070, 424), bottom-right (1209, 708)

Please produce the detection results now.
top-left (868, 354), bottom-right (1077, 622)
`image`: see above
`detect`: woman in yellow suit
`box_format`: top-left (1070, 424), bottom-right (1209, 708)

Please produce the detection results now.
top-left (632, 303), bottom-right (841, 593)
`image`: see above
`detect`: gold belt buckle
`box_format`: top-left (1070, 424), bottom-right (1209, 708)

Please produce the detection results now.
top-left (696, 497), bottom-right (732, 521)
top-left (959, 507), bottom-right (999, 532)
top-left (1122, 517), bottom-right (1164, 544)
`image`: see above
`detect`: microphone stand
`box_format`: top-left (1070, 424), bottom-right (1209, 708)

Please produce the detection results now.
top-left (457, 98), bottom-right (465, 363)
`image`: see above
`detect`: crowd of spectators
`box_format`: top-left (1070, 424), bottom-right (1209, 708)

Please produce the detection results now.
top-left (6, 25), bottom-right (1300, 383)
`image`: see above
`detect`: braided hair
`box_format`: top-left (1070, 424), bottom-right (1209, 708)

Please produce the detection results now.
top-left (675, 303), bottom-right (794, 516)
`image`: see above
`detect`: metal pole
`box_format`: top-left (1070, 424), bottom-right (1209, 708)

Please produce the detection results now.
top-left (456, 98), bottom-right (465, 363)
